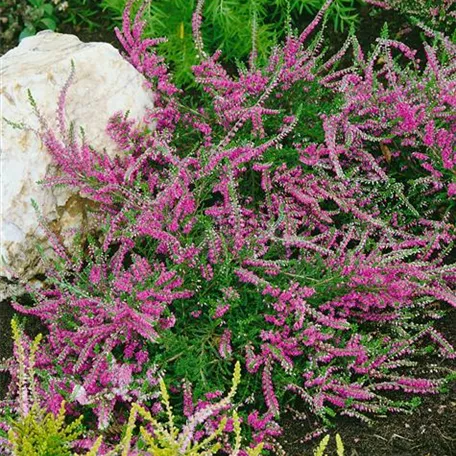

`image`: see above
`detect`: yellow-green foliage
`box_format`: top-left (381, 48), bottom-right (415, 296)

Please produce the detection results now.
top-left (109, 361), bottom-right (264, 456)
top-left (10, 317), bottom-right (42, 413)
top-left (7, 318), bottom-right (83, 456)
top-left (8, 402), bottom-right (83, 456)
top-left (313, 433), bottom-right (344, 456)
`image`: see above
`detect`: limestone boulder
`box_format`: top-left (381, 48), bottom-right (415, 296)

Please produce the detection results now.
top-left (0, 31), bottom-right (154, 297)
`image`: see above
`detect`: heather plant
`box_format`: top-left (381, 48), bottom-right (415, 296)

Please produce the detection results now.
top-left (314, 25), bottom-right (456, 220)
top-left (5, 0), bottom-right (456, 452)
top-left (0, 319), bottom-right (84, 456)
top-left (100, 0), bottom-right (362, 85)
top-left (1, 324), bottom-right (261, 455)
top-left (366, 0), bottom-right (456, 40)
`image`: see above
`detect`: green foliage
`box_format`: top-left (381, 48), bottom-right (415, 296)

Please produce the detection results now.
top-left (0, 0), bottom-right (58, 42)
top-left (368, 0), bottom-right (456, 41)
top-left (63, 0), bottom-right (117, 31)
top-left (101, 0), bottom-right (363, 85)
top-left (8, 402), bottom-right (84, 456)
top-left (0, 0), bottom-right (114, 46)
top-left (313, 433), bottom-right (344, 456)
top-left (285, 0), bottom-right (360, 31)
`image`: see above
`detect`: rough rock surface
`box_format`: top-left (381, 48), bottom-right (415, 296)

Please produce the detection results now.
top-left (0, 31), bottom-right (153, 298)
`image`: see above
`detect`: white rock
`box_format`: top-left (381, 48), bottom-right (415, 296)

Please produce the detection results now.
top-left (0, 31), bottom-right (154, 291)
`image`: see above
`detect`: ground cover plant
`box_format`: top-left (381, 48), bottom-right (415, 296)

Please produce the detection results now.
top-left (366, 0), bottom-right (456, 40)
top-left (0, 0), bottom-right (63, 42)
top-left (2, 319), bottom-right (264, 455)
top-left (1, 0), bottom-right (456, 454)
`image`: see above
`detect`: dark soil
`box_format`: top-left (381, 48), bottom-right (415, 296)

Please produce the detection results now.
top-left (281, 388), bottom-right (456, 456)
top-left (0, 300), bottom-right (15, 397)
top-left (0, 20), bottom-right (121, 56)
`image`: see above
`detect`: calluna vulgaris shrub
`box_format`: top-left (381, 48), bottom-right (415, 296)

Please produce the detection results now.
top-left (2, 0), bottom-right (456, 452)
top-left (366, 0), bottom-right (456, 39)
top-left (1, 320), bottom-right (263, 455)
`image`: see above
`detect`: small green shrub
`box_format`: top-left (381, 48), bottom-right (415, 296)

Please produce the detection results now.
top-left (0, 0), bottom-right (59, 42)
top-left (101, 0), bottom-right (362, 85)
top-left (8, 402), bottom-right (84, 456)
